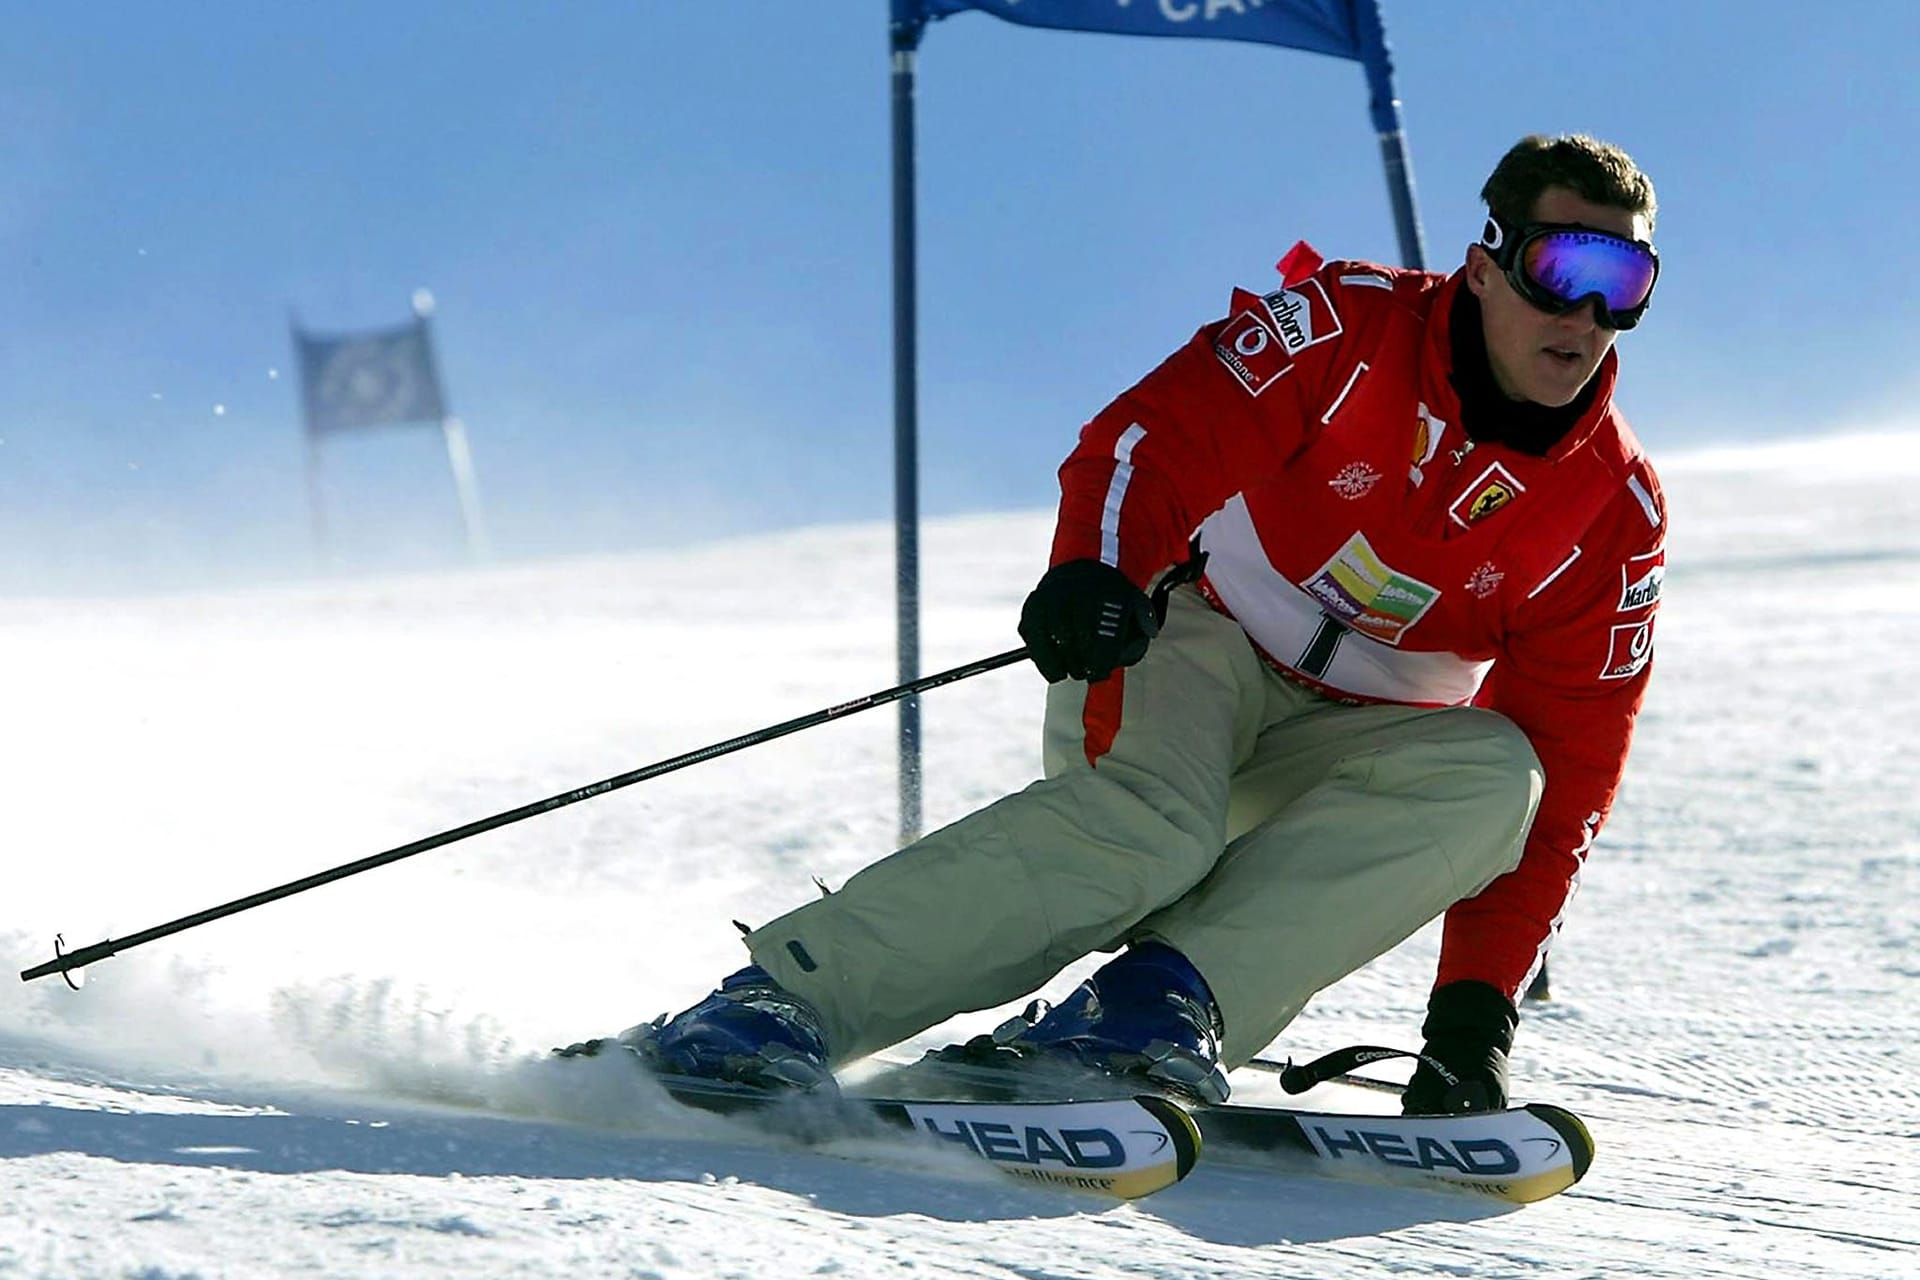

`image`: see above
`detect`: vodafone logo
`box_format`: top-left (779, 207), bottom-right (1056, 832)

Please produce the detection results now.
top-left (1600, 619), bottom-right (1655, 680)
top-left (1214, 309), bottom-right (1293, 396)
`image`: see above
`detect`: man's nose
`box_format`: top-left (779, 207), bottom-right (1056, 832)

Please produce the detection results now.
top-left (1557, 297), bottom-right (1604, 333)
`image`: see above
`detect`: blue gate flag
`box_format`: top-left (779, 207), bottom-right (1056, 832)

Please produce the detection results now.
top-left (293, 316), bottom-right (448, 435)
top-left (912, 0), bottom-right (1362, 62)
top-left (906, 2), bottom-right (1403, 135)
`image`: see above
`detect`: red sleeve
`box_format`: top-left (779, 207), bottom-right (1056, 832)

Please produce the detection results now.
top-left (1437, 464), bottom-right (1668, 1000)
top-left (1049, 281), bottom-right (1345, 587)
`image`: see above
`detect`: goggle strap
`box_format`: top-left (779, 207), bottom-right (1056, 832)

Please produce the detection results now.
top-left (1481, 215), bottom-right (1508, 254)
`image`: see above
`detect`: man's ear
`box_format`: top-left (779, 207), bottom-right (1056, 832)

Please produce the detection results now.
top-left (1464, 243), bottom-right (1496, 299)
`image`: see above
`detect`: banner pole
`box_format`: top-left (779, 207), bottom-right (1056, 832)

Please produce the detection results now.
top-left (890, 11), bottom-right (927, 844)
top-left (440, 416), bottom-right (491, 562)
top-left (1356, 0), bottom-right (1428, 270)
top-left (304, 435), bottom-right (329, 570)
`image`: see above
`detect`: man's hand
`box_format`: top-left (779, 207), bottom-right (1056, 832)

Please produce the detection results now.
top-left (1402, 980), bottom-right (1519, 1115)
top-left (1019, 559), bottom-right (1159, 684)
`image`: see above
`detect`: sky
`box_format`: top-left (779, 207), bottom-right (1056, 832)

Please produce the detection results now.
top-left (2, 1), bottom-right (1915, 593)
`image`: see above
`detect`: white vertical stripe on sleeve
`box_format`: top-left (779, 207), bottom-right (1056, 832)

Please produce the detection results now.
top-left (1627, 475), bottom-right (1661, 527)
top-left (1101, 424), bottom-right (1149, 567)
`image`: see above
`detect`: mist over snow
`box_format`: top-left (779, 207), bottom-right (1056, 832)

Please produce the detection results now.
top-left (1, 433), bottom-right (1914, 1278)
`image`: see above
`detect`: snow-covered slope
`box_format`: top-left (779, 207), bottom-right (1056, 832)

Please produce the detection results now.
top-left (2, 435), bottom-right (1915, 1278)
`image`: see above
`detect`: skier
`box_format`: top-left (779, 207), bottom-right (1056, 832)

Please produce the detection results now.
top-left (620, 134), bottom-right (1666, 1115)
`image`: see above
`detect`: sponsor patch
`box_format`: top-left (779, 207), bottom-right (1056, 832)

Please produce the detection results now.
top-left (1328, 460), bottom-right (1382, 500)
top-left (1600, 618), bottom-right (1655, 680)
top-left (1262, 278), bottom-right (1343, 355)
top-left (1466, 562), bottom-right (1505, 599)
top-left (1618, 547), bottom-right (1665, 612)
top-left (1214, 309), bottom-right (1292, 396)
top-left (1303, 532), bottom-right (1440, 646)
top-left (1410, 402), bottom-right (1448, 485)
top-left (1450, 461), bottom-right (1527, 528)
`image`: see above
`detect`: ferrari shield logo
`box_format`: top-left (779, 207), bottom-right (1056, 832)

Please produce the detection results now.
top-left (1450, 461), bottom-right (1527, 528)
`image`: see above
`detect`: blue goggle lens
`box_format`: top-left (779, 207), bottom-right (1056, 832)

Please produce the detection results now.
top-left (1522, 230), bottom-right (1658, 315)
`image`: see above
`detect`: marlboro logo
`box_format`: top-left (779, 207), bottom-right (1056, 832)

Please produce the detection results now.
top-left (1262, 279), bottom-right (1343, 354)
top-left (1618, 548), bottom-right (1665, 611)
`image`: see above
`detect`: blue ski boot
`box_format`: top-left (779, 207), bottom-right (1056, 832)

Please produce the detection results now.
top-left (620, 965), bottom-right (834, 1092)
top-left (998, 941), bottom-right (1230, 1104)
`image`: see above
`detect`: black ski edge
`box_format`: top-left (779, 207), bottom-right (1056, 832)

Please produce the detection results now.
top-left (1187, 1103), bottom-right (1313, 1159)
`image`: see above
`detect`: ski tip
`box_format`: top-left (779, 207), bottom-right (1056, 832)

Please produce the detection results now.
top-left (1134, 1093), bottom-right (1204, 1185)
top-left (1524, 1102), bottom-right (1597, 1185)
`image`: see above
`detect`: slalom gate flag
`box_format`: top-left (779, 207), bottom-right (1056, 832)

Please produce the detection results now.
top-left (912, 0), bottom-right (1367, 60)
top-left (293, 317), bottom-right (448, 435)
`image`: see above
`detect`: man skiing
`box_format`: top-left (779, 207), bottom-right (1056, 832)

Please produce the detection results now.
top-left (619, 134), bottom-right (1666, 1115)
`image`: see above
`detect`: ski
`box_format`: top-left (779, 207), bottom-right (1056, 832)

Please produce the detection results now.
top-left (560, 1038), bottom-right (1592, 1204)
top-left (862, 1052), bottom-right (1595, 1205)
top-left (1192, 1098), bottom-right (1593, 1203)
top-left (639, 1071), bottom-right (1201, 1200)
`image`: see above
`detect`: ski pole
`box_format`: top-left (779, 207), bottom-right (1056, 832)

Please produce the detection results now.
top-left (21, 645), bottom-right (1030, 986)
top-left (1244, 1044), bottom-right (1478, 1099)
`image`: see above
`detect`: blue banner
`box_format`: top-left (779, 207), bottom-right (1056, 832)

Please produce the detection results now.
top-left (910, 0), bottom-right (1367, 62)
top-left (294, 317), bottom-right (448, 435)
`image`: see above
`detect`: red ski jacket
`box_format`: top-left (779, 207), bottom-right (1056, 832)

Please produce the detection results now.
top-left (1049, 253), bottom-right (1666, 1001)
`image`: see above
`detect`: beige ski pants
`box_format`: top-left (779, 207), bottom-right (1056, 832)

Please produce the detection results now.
top-left (747, 587), bottom-right (1542, 1067)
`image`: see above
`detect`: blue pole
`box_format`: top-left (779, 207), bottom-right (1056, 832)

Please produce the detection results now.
top-left (890, 5), bottom-right (927, 843)
top-left (1355, 0), bottom-right (1427, 271)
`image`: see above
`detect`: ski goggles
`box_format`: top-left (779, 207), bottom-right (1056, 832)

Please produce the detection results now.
top-left (1481, 214), bottom-right (1660, 330)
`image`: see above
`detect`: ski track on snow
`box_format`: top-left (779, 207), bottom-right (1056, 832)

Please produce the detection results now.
top-left (2, 447), bottom-right (1917, 1278)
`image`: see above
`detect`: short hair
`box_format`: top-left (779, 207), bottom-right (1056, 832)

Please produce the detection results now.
top-left (1481, 134), bottom-right (1657, 233)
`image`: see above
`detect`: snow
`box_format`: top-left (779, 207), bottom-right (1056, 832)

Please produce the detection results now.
top-left (2, 437), bottom-right (1916, 1277)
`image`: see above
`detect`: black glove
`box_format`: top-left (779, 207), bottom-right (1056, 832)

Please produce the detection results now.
top-left (1018, 559), bottom-right (1159, 684)
top-left (1401, 980), bottom-right (1519, 1115)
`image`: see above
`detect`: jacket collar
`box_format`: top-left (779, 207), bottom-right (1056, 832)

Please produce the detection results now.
top-left (1421, 269), bottom-right (1618, 463)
